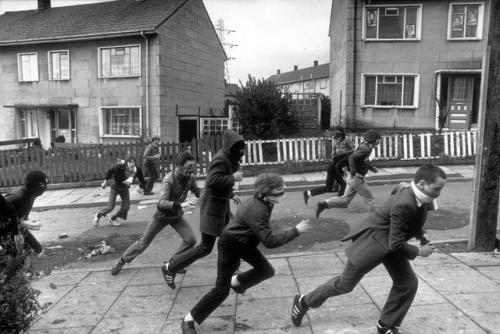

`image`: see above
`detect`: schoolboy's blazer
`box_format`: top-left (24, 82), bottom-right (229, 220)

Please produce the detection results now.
top-left (342, 183), bottom-right (428, 269)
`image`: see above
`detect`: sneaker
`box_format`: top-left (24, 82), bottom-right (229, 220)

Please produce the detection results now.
top-left (377, 322), bottom-right (401, 334)
top-left (230, 271), bottom-right (246, 294)
top-left (110, 217), bottom-right (125, 227)
top-left (181, 319), bottom-right (196, 334)
top-left (93, 213), bottom-right (100, 227)
top-left (162, 262), bottom-right (176, 289)
top-left (111, 259), bottom-right (125, 276)
top-left (291, 294), bottom-right (308, 327)
top-left (302, 191), bottom-right (309, 205)
top-left (315, 201), bottom-right (327, 218)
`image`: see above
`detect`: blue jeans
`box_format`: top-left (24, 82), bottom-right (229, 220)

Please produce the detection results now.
top-left (121, 215), bottom-right (196, 263)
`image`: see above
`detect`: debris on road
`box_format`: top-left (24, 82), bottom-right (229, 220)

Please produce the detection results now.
top-left (58, 233), bottom-right (68, 239)
top-left (78, 240), bottom-right (115, 260)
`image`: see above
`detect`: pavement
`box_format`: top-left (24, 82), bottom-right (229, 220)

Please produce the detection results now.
top-left (23, 163), bottom-right (500, 333)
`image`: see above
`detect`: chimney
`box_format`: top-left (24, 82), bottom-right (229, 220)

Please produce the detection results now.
top-left (277, 69), bottom-right (281, 75)
top-left (38, 0), bottom-right (51, 10)
top-left (314, 60), bottom-right (318, 67)
top-left (293, 65), bottom-right (298, 71)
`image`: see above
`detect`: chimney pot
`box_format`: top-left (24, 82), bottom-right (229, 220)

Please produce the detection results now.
top-left (314, 60), bottom-right (318, 67)
top-left (293, 65), bottom-right (298, 71)
top-left (38, 0), bottom-right (51, 10)
top-left (277, 69), bottom-right (280, 74)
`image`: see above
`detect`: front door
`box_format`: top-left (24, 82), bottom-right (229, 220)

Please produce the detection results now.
top-left (50, 108), bottom-right (76, 143)
top-left (447, 75), bottom-right (474, 129)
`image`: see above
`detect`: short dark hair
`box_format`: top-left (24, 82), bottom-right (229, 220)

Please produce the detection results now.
top-left (414, 163), bottom-right (447, 183)
top-left (175, 151), bottom-right (195, 166)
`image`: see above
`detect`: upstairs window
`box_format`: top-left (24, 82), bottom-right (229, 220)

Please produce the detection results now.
top-left (17, 53), bottom-right (39, 82)
top-left (48, 50), bottom-right (70, 80)
top-left (362, 74), bottom-right (419, 108)
top-left (98, 45), bottom-right (140, 78)
top-left (100, 107), bottom-right (141, 137)
top-left (364, 5), bottom-right (422, 40)
top-left (448, 3), bottom-right (484, 40)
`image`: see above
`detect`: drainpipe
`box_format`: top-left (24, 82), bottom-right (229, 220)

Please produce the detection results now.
top-left (352, 0), bottom-right (358, 129)
top-left (140, 31), bottom-right (150, 138)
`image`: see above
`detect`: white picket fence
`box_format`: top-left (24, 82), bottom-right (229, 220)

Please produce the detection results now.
top-left (241, 130), bottom-right (478, 165)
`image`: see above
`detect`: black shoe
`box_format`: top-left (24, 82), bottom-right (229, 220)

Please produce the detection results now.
top-left (111, 258), bottom-right (125, 276)
top-left (377, 322), bottom-right (401, 334)
top-left (302, 191), bottom-right (309, 205)
top-left (161, 262), bottom-right (176, 289)
top-left (291, 294), bottom-right (308, 327)
top-left (315, 201), bottom-right (327, 218)
top-left (181, 319), bottom-right (196, 334)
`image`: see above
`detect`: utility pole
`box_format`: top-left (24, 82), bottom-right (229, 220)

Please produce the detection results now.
top-left (215, 18), bottom-right (237, 82)
top-left (469, 0), bottom-right (500, 251)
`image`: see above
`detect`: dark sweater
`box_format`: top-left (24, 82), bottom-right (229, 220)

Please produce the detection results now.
top-left (221, 196), bottom-right (299, 249)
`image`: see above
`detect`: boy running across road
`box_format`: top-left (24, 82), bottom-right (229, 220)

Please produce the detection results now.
top-left (291, 163), bottom-right (447, 334)
top-left (181, 173), bottom-right (311, 334)
top-left (315, 130), bottom-right (381, 218)
top-left (94, 156), bottom-right (147, 227)
top-left (111, 151), bottom-right (200, 275)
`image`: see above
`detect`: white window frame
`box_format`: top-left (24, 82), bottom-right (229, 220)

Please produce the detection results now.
top-left (361, 73), bottom-right (420, 108)
top-left (98, 44), bottom-right (141, 78)
top-left (17, 52), bottom-right (39, 82)
top-left (363, 4), bottom-right (423, 41)
top-left (48, 50), bottom-right (70, 80)
top-left (447, 2), bottom-right (484, 40)
top-left (200, 117), bottom-right (230, 138)
top-left (99, 106), bottom-right (142, 138)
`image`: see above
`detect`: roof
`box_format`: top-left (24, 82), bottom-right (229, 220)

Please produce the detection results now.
top-left (266, 63), bottom-right (329, 85)
top-left (0, 0), bottom-right (189, 45)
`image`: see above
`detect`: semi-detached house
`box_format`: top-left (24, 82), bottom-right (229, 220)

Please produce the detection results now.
top-left (330, 0), bottom-right (489, 131)
top-left (0, 0), bottom-right (227, 148)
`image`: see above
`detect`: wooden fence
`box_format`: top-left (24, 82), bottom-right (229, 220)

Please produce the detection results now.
top-left (0, 130), bottom-right (477, 187)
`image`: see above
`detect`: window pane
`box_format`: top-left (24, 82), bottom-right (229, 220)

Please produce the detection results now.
top-left (379, 9), bottom-right (404, 38)
top-left (101, 49), bottom-right (110, 77)
top-left (366, 8), bottom-right (378, 38)
top-left (103, 108), bottom-right (140, 136)
top-left (378, 81), bottom-right (402, 106)
top-left (451, 13), bottom-right (465, 38)
top-left (465, 6), bottom-right (478, 37)
top-left (405, 7), bottom-right (417, 38)
top-left (365, 76), bottom-right (376, 105)
top-left (403, 77), bottom-right (415, 105)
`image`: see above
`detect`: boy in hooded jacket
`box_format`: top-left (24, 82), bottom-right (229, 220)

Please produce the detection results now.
top-left (94, 156), bottom-right (146, 227)
top-left (162, 129), bottom-right (245, 289)
top-left (180, 173), bottom-right (311, 334)
top-left (111, 151), bottom-right (200, 275)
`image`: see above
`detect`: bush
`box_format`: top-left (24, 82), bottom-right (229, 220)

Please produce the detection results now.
top-left (0, 238), bottom-right (46, 333)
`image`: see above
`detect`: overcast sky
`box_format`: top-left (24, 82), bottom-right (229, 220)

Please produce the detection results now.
top-left (0, 0), bottom-right (331, 84)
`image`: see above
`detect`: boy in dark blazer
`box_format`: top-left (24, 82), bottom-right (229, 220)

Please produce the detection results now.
top-left (292, 163), bottom-right (447, 334)
top-left (162, 129), bottom-right (245, 288)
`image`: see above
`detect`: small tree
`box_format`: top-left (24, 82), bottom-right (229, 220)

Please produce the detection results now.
top-left (234, 75), bottom-right (297, 139)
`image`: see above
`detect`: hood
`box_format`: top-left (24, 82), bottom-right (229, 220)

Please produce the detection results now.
top-left (222, 130), bottom-right (244, 155)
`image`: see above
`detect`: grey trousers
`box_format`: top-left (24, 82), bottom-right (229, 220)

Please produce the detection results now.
top-left (97, 187), bottom-right (130, 220)
top-left (304, 255), bottom-right (418, 327)
top-left (324, 174), bottom-right (376, 211)
top-left (121, 215), bottom-right (196, 263)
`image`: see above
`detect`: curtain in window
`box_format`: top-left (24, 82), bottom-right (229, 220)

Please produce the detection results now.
top-left (365, 76), bottom-right (376, 105)
top-left (403, 77), bottom-right (415, 106)
top-left (377, 81), bottom-right (402, 106)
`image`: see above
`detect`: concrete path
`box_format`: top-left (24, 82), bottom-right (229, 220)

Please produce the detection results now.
top-left (28, 249), bottom-right (500, 333)
top-left (30, 164), bottom-right (475, 211)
